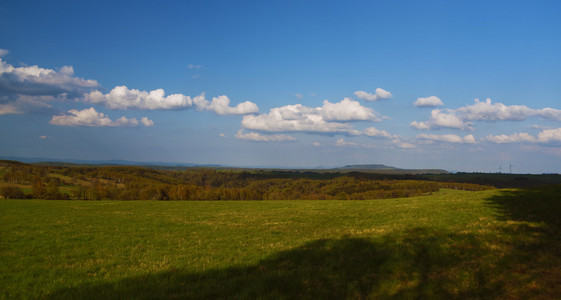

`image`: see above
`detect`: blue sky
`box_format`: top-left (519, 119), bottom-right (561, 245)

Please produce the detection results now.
top-left (1, 0), bottom-right (560, 173)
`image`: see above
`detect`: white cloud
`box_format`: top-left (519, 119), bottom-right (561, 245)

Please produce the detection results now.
top-left (295, 93), bottom-right (303, 99)
top-left (194, 95), bottom-right (259, 115)
top-left (49, 107), bottom-right (152, 127)
top-left (86, 87), bottom-right (259, 115)
top-left (140, 117), bottom-right (154, 127)
top-left (483, 133), bottom-right (536, 144)
top-left (0, 58), bottom-right (99, 101)
top-left (537, 107), bottom-right (561, 121)
top-left (241, 104), bottom-right (351, 133)
top-left (485, 128), bottom-right (561, 144)
top-left (457, 98), bottom-right (536, 121)
top-left (409, 121), bottom-right (431, 130)
top-left (537, 128), bottom-right (561, 143)
top-left (241, 98), bottom-right (378, 134)
top-left (361, 126), bottom-right (396, 139)
top-left (411, 98), bottom-right (561, 131)
top-left (321, 98), bottom-right (378, 121)
top-left (335, 138), bottom-right (358, 147)
top-left (410, 109), bottom-right (470, 130)
top-left (354, 88), bottom-right (392, 101)
top-left (188, 64), bottom-right (202, 69)
top-left (313, 142), bottom-right (321, 147)
top-left (414, 96), bottom-right (443, 107)
top-left (85, 86), bottom-right (195, 110)
top-left (417, 133), bottom-right (476, 144)
top-left (219, 133), bottom-right (226, 138)
top-left (235, 130), bottom-right (296, 142)
top-left (0, 49), bottom-right (9, 57)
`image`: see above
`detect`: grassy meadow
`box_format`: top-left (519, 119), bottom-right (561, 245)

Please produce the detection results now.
top-left (1, 186), bottom-right (561, 299)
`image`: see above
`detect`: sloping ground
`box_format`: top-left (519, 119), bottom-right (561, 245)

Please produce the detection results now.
top-left (1, 187), bottom-right (560, 298)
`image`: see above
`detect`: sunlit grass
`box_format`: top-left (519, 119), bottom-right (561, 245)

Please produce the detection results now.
top-left (1, 187), bottom-right (560, 298)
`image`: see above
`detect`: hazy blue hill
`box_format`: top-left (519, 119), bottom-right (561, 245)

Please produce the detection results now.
top-left (334, 164), bottom-right (449, 175)
top-left (340, 164), bottom-right (398, 170)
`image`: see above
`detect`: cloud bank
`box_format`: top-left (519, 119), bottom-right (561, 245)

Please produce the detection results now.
top-left (235, 130), bottom-right (296, 142)
top-left (484, 128), bottom-right (561, 144)
top-left (417, 133), bottom-right (476, 144)
top-left (411, 98), bottom-right (561, 130)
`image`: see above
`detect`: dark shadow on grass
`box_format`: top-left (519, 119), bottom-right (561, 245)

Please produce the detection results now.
top-left (485, 184), bottom-right (561, 234)
top-left (44, 228), bottom-right (509, 300)
top-left (484, 184), bottom-right (561, 297)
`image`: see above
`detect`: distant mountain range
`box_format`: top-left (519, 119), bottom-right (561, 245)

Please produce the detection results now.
top-left (332, 164), bottom-right (449, 174)
top-left (0, 156), bottom-right (449, 174)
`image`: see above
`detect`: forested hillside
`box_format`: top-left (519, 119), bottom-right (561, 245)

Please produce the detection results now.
top-left (0, 160), bottom-right (494, 200)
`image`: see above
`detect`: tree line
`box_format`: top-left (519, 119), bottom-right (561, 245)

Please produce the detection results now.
top-left (0, 160), bottom-right (493, 201)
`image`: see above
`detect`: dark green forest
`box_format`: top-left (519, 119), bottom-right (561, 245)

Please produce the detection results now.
top-left (1, 160), bottom-right (558, 201)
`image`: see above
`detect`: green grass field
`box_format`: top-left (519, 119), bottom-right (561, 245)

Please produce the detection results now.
top-left (1, 187), bottom-right (560, 299)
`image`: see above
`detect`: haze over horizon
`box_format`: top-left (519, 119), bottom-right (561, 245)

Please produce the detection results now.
top-left (1, 1), bottom-right (560, 173)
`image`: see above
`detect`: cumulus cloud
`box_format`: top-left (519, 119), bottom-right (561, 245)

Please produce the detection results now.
top-left (85, 86), bottom-right (195, 110)
top-left (361, 126), bottom-right (396, 139)
top-left (483, 133), bottom-right (536, 144)
top-left (410, 109), bottom-right (470, 130)
top-left (456, 98), bottom-right (537, 121)
top-left (0, 52), bottom-right (259, 117)
top-left (335, 138), bottom-right (358, 147)
top-left (411, 98), bottom-right (561, 131)
top-left (140, 117), bottom-right (154, 127)
top-left (194, 95), bottom-right (259, 115)
top-left (321, 98), bottom-right (379, 121)
top-left (0, 58), bottom-right (99, 102)
top-left (537, 128), bottom-right (561, 143)
top-left (241, 98), bottom-right (378, 134)
top-left (86, 87), bottom-right (259, 115)
top-left (417, 133), bottom-right (476, 144)
top-left (242, 104), bottom-right (351, 133)
top-left (0, 49), bottom-right (9, 57)
top-left (235, 130), bottom-right (296, 142)
top-left (484, 128), bottom-right (561, 144)
top-left (354, 88), bottom-right (392, 101)
top-left (414, 96), bottom-right (443, 107)
top-left (49, 107), bottom-right (152, 127)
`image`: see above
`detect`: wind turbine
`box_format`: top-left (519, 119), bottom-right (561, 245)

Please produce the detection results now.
top-left (509, 163), bottom-right (514, 174)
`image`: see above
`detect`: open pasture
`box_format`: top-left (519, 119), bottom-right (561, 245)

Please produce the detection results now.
top-left (1, 187), bottom-right (561, 299)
